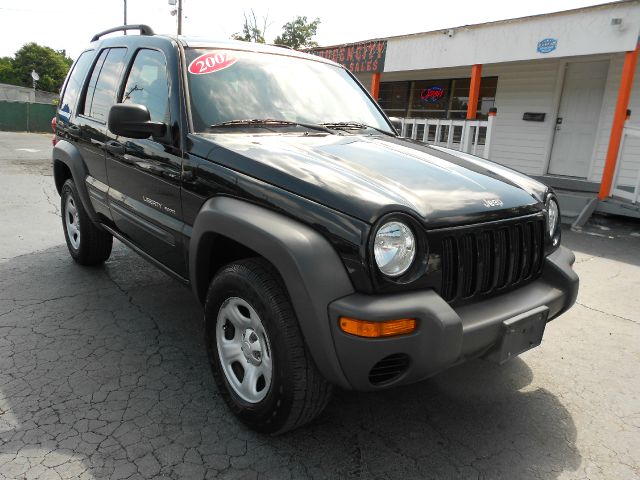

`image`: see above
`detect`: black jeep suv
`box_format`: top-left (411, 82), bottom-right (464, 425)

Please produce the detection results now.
top-left (53, 25), bottom-right (578, 434)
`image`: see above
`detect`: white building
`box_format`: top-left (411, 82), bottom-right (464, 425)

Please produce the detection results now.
top-left (311, 0), bottom-right (640, 222)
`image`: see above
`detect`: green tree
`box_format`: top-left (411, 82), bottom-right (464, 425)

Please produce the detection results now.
top-left (231, 10), bottom-right (268, 43)
top-left (11, 43), bottom-right (73, 93)
top-left (0, 56), bottom-right (18, 85)
top-left (274, 16), bottom-right (321, 50)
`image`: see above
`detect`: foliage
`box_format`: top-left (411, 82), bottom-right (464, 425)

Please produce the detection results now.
top-left (231, 10), bottom-right (268, 43)
top-left (0, 57), bottom-right (19, 86)
top-left (274, 16), bottom-right (321, 50)
top-left (230, 12), bottom-right (321, 50)
top-left (0, 43), bottom-right (73, 93)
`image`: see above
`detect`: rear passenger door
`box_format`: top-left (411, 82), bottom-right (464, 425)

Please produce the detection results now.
top-left (74, 47), bottom-right (128, 218)
top-left (105, 47), bottom-right (186, 277)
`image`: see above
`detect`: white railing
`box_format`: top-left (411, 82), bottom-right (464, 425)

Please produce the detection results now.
top-left (391, 117), bottom-right (495, 159)
top-left (612, 124), bottom-right (640, 203)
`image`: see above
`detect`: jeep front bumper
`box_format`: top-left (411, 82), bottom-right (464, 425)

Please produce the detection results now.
top-left (328, 246), bottom-right (578, 391)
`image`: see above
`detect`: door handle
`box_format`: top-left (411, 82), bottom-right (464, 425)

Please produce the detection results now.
top-left (182, 169), bottom-right (196, 182)
top-left (104, 140), bottom-right (125, 155)
top-left (67, 124), bottom-right (81, 139)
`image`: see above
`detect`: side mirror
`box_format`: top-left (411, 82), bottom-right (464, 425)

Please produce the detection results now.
top-left (108, 103), bottom-right (166, 139)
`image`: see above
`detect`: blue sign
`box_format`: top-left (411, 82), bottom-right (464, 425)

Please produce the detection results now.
top-left (537, 38), bottom-right (558, 54)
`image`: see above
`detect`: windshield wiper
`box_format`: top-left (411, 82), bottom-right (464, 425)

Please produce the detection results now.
top-left (209, 118), bottom-right (332, 134)
top-left (321, 121), bottom-right (396, 137)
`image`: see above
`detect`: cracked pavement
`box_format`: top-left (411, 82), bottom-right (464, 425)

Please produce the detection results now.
top-left (0, 131), bottom-right (639, 479)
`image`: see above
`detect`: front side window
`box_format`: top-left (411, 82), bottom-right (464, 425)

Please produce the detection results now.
top-left (83, 47), bottom-right (127, 122)
top-left (121, 49), bottom-right (170, 124)
top-left (185, 49), bottom-right (392, 133)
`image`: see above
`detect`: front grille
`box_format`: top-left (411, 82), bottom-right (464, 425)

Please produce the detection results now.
top-left (439, 216), bottom-right (545, 303)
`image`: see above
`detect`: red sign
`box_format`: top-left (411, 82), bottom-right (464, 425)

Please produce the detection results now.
top-left (188, 51), bottom-right (238, 75)
top-left (420, 86), bottom-right (445, 103)
top-left (308, 41), bottom-right (387, 74)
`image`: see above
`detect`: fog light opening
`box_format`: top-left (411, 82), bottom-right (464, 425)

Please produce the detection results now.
top-left (369, 353), bottom-right (410, 385)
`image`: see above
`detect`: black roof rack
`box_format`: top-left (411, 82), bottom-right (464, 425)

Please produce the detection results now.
top-left (268, 43), bottom-right (294, 50)
top-left (91, 24), bottom-right (155, 42)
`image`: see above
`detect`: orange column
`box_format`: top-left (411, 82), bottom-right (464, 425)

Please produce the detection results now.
top-left (371, 72), bottom-right (381, 101)
top-left (466, 64), bottom-right (483, 119)
top-left (599, 48), bottom-right (639, 199)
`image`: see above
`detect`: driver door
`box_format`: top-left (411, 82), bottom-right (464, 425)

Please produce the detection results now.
top-left (105, 47), bottom-right (186, 277)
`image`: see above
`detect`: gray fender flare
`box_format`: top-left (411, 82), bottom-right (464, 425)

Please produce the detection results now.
top-left (52, 140), bottom-right (100, 222)
top-left (190, 196), bottom-right (355, 389)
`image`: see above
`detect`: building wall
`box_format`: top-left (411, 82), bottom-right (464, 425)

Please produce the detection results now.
top-left (485, 60), bottom-right (561, 175)
top-left (0, 83), bottom-right (58, 105)
top-left (329, 1), bottom-right (640, 193)
top-left (367, 52), bottom-right (640, 189)
top-left (354, 73), bottom-right (373, 92)
top-left (371, 60), bottom-right (562, 175)
top-left (619, 54), bottom-right (640, 192)
top-left (590, 53), bottom-right (640, 189)
top-left (383, 1), bottom-right (640, 72)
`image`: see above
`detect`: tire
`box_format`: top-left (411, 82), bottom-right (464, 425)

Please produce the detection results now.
top-left (61, 178), bottom-right (112, 266)
top-left (205, 258), bottom-right (332, 434)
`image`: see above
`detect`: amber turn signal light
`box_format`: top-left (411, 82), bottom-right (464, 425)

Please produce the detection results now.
top-left (339, 317), bottom-right (416, 338)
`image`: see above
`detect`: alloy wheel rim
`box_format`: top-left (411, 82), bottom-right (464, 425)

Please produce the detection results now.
top-left (216, 297), bottom-right (273, 403)
top-left (64, 195), bottom-right (81, 250)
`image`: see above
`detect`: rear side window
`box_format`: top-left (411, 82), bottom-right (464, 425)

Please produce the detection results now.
top-left (121, 49), bottom-right (170, 124)
top-left (59, 51), bottom-right (93, 121)
top-left (83, 48), bottom-right (127, 122)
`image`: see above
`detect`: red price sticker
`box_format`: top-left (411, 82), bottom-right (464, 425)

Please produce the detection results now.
top-left (188, 51), bottom-right (238, 75)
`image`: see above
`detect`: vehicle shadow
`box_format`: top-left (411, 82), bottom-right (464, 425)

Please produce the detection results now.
top-left (0, 245), bottom-right (580, 479)
top-left (284, 359), bottom-right (580, 479)
top-left (563, 221), bottom-right (640, 268)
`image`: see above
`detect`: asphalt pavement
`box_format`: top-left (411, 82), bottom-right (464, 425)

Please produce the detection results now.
top-left (0, 131), bottom-right (638, 479)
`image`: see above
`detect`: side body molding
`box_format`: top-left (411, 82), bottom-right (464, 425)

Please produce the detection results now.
top-left (52, 139), bottom-right (100, 222)
top-left (189, 196), bottom-right (355, 389)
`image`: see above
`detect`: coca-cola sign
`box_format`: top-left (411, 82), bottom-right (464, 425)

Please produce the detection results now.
top-left (420, 86), bottom-right (445, 103)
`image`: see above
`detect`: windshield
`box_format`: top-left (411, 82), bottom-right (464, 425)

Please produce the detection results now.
top-left (185, 48), bottom-right (393, 134)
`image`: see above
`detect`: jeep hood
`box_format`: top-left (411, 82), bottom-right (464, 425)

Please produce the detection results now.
top-left (198, 133), bottom-right (547, 227)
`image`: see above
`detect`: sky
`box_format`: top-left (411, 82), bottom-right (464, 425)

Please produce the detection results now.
top-left (0, 0), bottom-right (614, 59)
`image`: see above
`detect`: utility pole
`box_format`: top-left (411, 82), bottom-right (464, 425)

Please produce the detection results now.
top-left (177, 0), bottom-right (183, 35)
top-left (123, 0), bottom-right (127, 34)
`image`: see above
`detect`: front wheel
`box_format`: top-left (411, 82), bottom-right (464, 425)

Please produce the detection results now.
top-left (205, 258), bottom-right (332, 434)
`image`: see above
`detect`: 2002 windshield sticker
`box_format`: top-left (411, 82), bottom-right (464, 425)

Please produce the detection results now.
top-left (188, 52), bottom-right (238, 75)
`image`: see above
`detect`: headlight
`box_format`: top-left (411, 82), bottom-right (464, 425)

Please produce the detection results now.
top-left (374, 221), bottom-right (416, 277)
top-left (547, 197), bottom-right (559, 237)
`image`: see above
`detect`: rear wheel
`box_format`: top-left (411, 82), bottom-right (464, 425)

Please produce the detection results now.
top-left (61, 179), bottom-right (112, 265)
top-left (205, 258), bottom-right (332, 434)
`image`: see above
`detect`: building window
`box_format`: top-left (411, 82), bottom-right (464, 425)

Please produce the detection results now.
top-left (477, 76), bottom-right (498, 119)
top-left (378, 81), bottom-right (410, 117)
top-left (410, 80), bottom-right (450, 118)
top-left (379, 76), bottom-right (497, 119)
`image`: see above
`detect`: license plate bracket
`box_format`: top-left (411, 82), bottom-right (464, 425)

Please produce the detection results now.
top-left (488, 306), bottom-right (549, 365)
